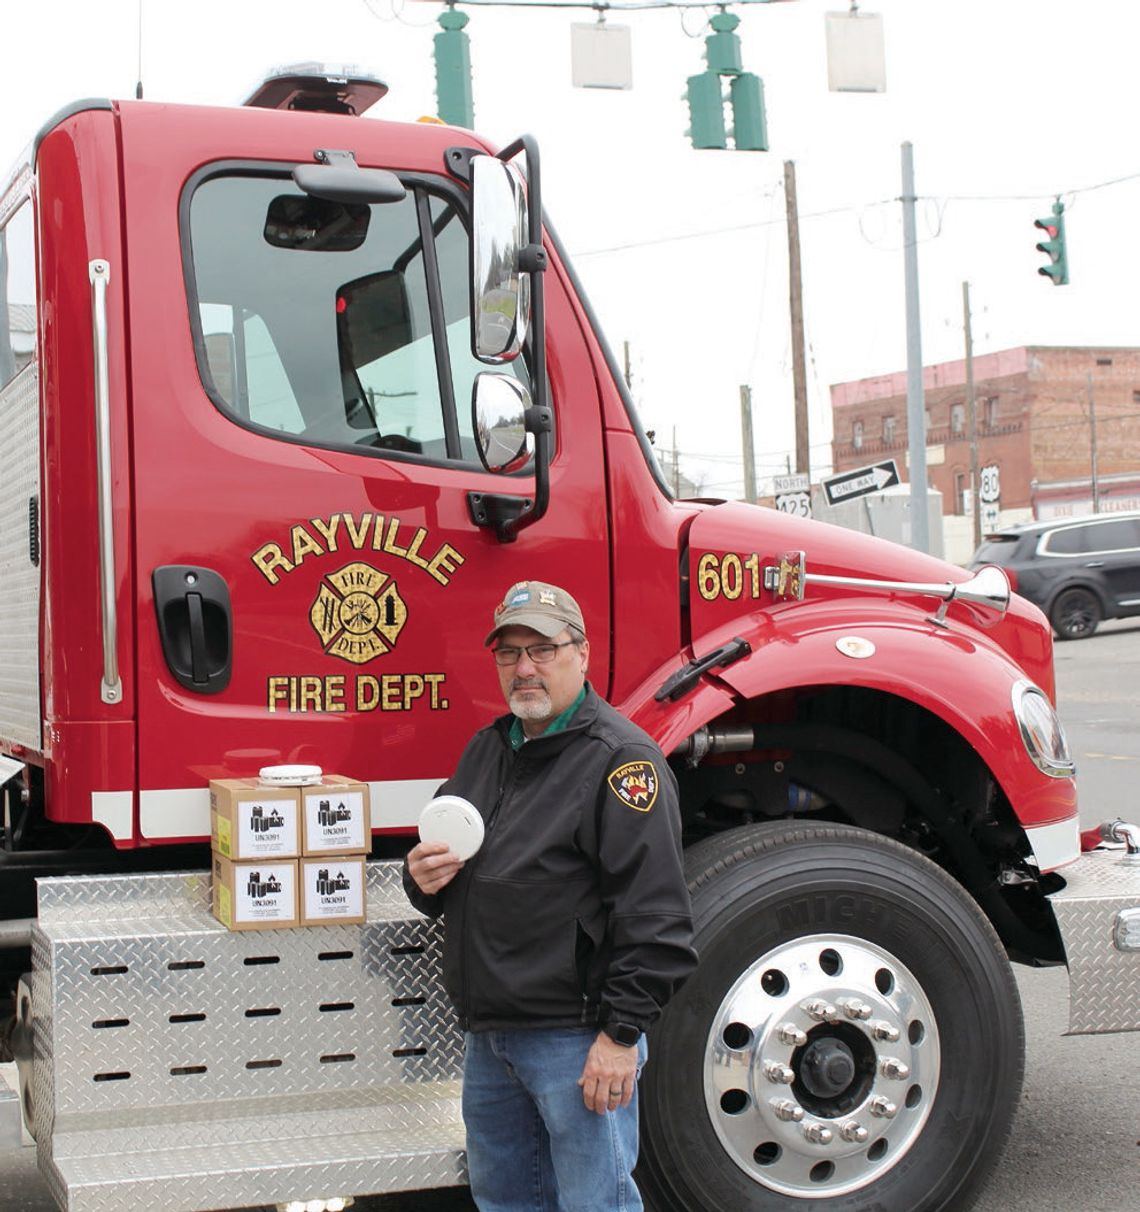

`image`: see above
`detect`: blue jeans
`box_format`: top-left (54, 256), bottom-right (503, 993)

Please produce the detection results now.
top-left (462, 1027), bottom-right (647, 1212)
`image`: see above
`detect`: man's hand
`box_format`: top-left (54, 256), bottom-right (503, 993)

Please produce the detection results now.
top-left (406, 840), bottom-right (463, 895)
top-left (578, 1030), bottom-right (639, 1115)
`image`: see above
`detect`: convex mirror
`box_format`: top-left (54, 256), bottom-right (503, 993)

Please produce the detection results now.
top-left (472, 373), bottom-right (532, 473)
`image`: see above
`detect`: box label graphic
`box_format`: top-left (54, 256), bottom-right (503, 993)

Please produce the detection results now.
top-left (300, 857), bottom-right (366, 925)
top-left (301, 777), bottom-right (369, 854)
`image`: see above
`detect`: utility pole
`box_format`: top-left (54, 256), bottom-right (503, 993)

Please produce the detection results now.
top-left (963, 281), bottom-right (981, 551)
top-left (785, 161), bottom-right (809, 478)
top-left (901, 142), bottom-right (930, 553)
top-left (740, 385), bottom-right (757, 503)
top-left (623, 340), bottom-right (632, 390)
top-left (1087, 372), bottom-right (1100, 513)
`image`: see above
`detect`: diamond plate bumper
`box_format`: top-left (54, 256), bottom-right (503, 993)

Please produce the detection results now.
top-left (27, 862), bottom-right (467, 1212)
top-left (1047, 847), bottom-right (1140, 1034)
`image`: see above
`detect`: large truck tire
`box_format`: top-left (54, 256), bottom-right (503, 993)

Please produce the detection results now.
top-left (638, 822), bottom-right (1024, 1212)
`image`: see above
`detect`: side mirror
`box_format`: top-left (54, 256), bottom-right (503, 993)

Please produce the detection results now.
top-left (470, 155), bottom-right (529, 364)
top-left (472, 373), bottom-right (532, 474)
top-left (947, 564), bottom-right (1011, 628)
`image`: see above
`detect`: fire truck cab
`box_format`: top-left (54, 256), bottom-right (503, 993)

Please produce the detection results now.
top-left (1, 66), bottom-right (1137, 1212)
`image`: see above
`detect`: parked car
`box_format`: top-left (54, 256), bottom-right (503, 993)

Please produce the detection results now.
top-left (970, 511), bottom-right (1140, 639)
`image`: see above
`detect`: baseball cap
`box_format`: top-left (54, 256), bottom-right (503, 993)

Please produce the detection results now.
top-left (484, 581), bottom-right (586, 646)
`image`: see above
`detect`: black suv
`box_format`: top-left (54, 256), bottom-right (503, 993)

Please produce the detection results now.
top-left (970, 512), bottom-right (1140, 639)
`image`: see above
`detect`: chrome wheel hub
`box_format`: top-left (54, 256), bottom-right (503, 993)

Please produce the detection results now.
top-left (703, 933), bottom-right (941, 1197)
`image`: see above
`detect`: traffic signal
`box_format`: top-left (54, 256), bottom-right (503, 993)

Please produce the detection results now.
top-left (685, 12), bottom-right (766, 151)
top-left (434, 8), bottom-right (474, 128)
top-left (730, 73), bottom-right (768, 152)
top-left (686, 72), bottom-right (727, 149)
top-left (1034, 199), bottom-right (1068, 286)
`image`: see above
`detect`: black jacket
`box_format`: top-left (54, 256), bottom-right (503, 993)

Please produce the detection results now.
top-left (403, 684), bottom-right (697, 1033)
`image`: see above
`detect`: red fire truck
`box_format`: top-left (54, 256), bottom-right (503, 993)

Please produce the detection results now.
top-left (0, 66), bottom-right (1136, 1212)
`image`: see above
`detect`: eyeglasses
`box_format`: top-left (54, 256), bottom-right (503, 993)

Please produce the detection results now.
top-left (491, 640), bottom-right (578, 666)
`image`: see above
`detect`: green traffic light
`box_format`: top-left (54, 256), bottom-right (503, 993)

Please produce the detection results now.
top-left (686, 71), bottom-right (727, 149)
top-left (434, 9), bottom-right (474, 128)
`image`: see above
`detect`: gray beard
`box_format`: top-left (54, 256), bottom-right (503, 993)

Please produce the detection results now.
top-left (509, 690), bottom-right (553, 721)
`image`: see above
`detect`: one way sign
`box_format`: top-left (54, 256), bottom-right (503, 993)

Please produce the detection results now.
top-left (822, 459), bottom-right (900, 506)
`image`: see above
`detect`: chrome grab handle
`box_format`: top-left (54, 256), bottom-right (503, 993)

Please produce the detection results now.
top-left (763, 550), bottom-right (1011, 629)
top-left (89, 259), bottom-right (121, 705)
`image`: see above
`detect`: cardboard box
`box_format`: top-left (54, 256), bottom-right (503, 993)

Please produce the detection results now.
top-left (212, 855), bottom-right (298, 931)
top-left (300, 775), bottom-right (370, 855)
top-left (299, 856), bottom-right (367, 926)
top-left (210, 779), bottom-right (299, 860)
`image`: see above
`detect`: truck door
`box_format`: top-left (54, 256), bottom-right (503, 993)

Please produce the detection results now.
top-left (123, 124), bottom-right (610, 843)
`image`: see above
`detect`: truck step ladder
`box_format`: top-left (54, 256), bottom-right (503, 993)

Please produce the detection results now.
top-left (25, 864), bottom-right (466, 1212)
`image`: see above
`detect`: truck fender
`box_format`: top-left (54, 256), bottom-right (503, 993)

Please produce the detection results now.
top-left (621, 599), bottom-right (1076, 834)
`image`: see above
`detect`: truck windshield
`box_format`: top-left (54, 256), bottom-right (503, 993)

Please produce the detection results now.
top-left (185, 172), bottom-right (529, 463)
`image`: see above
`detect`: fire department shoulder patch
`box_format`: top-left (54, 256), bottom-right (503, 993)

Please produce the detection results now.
top-left (607, 760), bottom-right (659, 813)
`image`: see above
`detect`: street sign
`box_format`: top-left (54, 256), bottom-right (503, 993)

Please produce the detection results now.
top-left (822, 459), bottom-right (900, 507)
top-left (775, 491), bottom-right (812, 518)
top-left (773, 473), bottom-right (812, 518)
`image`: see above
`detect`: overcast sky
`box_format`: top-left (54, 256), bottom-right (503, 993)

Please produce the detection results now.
top-left (5, 1), bottom-right (1137, 496)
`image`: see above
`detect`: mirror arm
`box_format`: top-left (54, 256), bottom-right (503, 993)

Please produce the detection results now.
top-left (494, 134), bottom-right (551, 543)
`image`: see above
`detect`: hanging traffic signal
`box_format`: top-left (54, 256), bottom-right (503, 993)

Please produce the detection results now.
top-left (685, 12), bottom-right (767, 151)
top-left (730, 73), bottom-right (768, 152)
top-left (1034, 198), bottom-right (1068, 286)
top-left (434, 7), bottom-right (474, 128)
top-left (686, 71), bottom-right (727, 149)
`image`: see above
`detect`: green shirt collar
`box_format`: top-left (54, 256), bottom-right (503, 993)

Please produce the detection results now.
top-left (509, 686), bottom-right (588, 751)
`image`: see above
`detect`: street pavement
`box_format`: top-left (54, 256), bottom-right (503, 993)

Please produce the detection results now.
top-left (4, 622), bottom-right (1139, 1211)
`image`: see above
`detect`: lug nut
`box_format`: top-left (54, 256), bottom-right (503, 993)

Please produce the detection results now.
top-left (804, 999), bottom-right (839, 1023)
top-left (770, 1098), bottom-right (805, 1122)
top-left (870, 1020), bottom-right (900, 1042)
top-left (870, 1096), bottom-right (898, 1119)
top-left (838, 997), bottom-right (872, 1020)
top-left (802, 1122), bottom-right (834, 1144)
top-left (777, 1022), bottom-right (807, 1047)
top-left (879, 1057), bottom-right (910, 1080)
top-left (840, 1120), bottom-right (868, 1143)
top-left (764, 1062), bottom-right (796, 1084)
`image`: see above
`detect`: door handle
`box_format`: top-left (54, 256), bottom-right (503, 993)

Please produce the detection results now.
top-left (152, 566), bottom-right (233, 694)
top-left (1084, 560), bottom-right (1105, 568)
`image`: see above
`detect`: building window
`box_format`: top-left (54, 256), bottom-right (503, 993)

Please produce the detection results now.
top-left (882, 414), bottom-right (896, 444)
top-left (955, 470), bottom-right (968, 516)
top-left (853, 419), bottom-right (863, 450)
top-left (950, 403), bottom-right (965, 435)
top-left (984, 396), bottom-right (999, 429)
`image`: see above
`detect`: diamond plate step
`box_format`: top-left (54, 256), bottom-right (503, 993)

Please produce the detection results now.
top-left (1048, 847), bottom-right (1140, 1035)
top-left (30, 862), bottom-right (469, 1212)
top-left (1, 1063), bottom-right (27, 1149)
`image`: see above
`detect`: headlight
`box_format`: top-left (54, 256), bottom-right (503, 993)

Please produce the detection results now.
top-left (1012, 680), bottom-right (1075, 778)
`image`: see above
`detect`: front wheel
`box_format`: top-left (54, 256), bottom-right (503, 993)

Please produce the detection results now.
top-left (1050, 587), bottom-right (1101, 639)
top-left (639, 823), bottom-right (1024, 1212)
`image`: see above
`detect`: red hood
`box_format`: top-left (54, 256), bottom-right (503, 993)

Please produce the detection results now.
top-left (686, 500), bottom-right (1057, 700)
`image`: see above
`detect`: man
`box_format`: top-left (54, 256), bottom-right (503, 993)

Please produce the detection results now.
top-left (404, 580), bottom-right (696, 1212)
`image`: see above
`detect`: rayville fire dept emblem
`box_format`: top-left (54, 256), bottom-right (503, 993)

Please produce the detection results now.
top-left (309, 562), bottom-right (407, 664)
top-left (607, 760), bottom-right (660, 812)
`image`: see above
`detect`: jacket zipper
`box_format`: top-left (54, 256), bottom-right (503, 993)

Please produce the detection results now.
top-left (458, 737), bottom-right (519, 1027)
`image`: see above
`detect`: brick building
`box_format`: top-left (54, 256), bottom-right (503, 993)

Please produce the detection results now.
top-left (830, 346), bottom-right (1140, 525)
